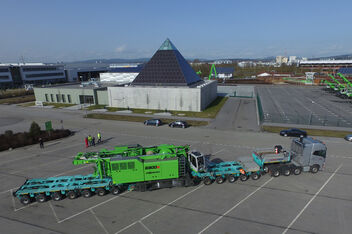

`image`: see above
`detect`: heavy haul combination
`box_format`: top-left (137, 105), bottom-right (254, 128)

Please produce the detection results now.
top-left (13, 137), bottom-right (326, 205)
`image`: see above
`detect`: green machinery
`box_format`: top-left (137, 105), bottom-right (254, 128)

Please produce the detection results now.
top-left (208, 64), bottom-right (217, 80)
top-left (337, 73), bottom-right (352, 98)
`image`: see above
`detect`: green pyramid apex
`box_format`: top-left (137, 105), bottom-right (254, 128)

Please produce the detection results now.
top-left (158, 38), bottom-right (178, 51)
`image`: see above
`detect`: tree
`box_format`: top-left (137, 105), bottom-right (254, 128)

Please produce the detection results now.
top-left (29, 121), bottom-right (41, 138)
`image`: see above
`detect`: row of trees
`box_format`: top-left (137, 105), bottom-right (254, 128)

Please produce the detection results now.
top-left (0, 122), bottom-right (71, 151)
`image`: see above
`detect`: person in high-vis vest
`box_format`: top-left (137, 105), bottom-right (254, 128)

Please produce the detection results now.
top-left (97, 132), bottom-right (102, 144)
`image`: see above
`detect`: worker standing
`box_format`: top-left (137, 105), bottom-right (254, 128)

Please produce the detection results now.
top-left (39, 138), bottom-right (44, 149)
top-left (88, 135), bottom-right (92, 147)
top-left (92, 137), bottom-right (96, 147)
top-left (97, 132), bottom-right (102, 144)
top-left (85, 137), bottom-right (89, 148)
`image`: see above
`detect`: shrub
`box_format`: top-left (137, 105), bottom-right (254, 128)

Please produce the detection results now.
top-left (29, 122), bottom-right (41, 138)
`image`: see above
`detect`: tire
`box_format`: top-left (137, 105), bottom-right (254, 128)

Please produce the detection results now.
top-left (51, 192), bottom-right (62, 201)
top-left (203, 177), bottom-right (213, 185)
top-left (293, 167), bottom-right (302, 175)
top-left (227, 174), bottom-right (237, 183)
top-left (271, 169), bottom-right (280, 177)
top-left (251, 173), bottom-right (260, 180)
top-left (81, 189), bottom-right (92, 198)
top-left (110, 186), bottom-right (121, 195)
top-left (283, 168), bottom-right (291, 176)
top-left (310, 165), bottom-right (319, 174)
top-left (239, 174), bottom-right (249, 181)
top-left (216, 176), bottom-right (225, 184)
top-left (35, 193), bottom-right (47, 203)
top-left (67, 191), bottom-right (77, 199)
top-left (96, 188), bottom-right (106, 196)
top-left (20, 195), bottom-right (31, 205)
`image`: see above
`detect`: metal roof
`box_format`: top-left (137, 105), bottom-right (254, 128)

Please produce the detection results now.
top-left (215, 67), bottom-right (234, 74)
top-left (300, 60), bottom-right (352, 65)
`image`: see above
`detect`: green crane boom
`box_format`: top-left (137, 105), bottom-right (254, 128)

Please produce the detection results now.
top-left (328, 74), bottom-right (344, 90)
top-left (337, 73), bottom-right (352, 89)
top-left (208, 64), bottom-right (217, 80)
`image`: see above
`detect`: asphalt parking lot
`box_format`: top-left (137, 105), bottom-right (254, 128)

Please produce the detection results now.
top-left (0, 105), bottom-right (351, 234)
top-left (257, 85), bottom-right (352, 127)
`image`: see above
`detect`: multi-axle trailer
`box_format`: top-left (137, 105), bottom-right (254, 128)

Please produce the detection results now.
top-left (13, 137), bottom-right (327, 205)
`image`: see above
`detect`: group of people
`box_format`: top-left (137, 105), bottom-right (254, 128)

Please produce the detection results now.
top-left (85, 132), bottom-right (102, 148)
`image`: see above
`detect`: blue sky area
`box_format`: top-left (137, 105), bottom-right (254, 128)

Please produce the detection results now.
top-left (1, 0), bottom-right (352, 62)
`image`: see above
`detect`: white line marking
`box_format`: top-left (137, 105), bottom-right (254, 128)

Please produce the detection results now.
top-left (48, 201), bottom-right (60, 223)
top-left (14, 201), bottom-right (38, 212)
top-left (213, 148), bottom-right (226, 155)
top-left (139, 221), bottom-right (153, 234)
top-left (282, 164), bottom-right (342, 234)
top-left (90, 209), bottom-right (109, 234)
top-left (58, 191), bottom-right (131, 223)
top-left (198, 177), bottom-right (273, 234)
top-left (116, 185), bottom-right (204, 234)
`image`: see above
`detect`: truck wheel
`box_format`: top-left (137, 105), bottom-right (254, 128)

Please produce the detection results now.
top-left (216, 176), bottom-right (225, 184)
top-left (251, 173), bottom-right (260, 180)
top-left (310, 165), bottom-right (320, 174)
top-left (271, 169), bottom-right (280, 177)
top-left (81, 189), bottom-right (92, 198)
top-left (35, 193), bottom-right (47, 203)
top-left (293, 167), bottom-right (302, 175)
top-left (240, 174), bottom-right (249, 181)
top-left (283, 168), bottom-right (291, 176)
top-left (67, 191), bottom-right (78, 199)
top-left (203, 177), bottom-right (213, 185)
top-left (51, 192), bottom-right (62, 201)
top-left (96, 188), bottom-right (106, 196)
top-left (20, 195), bottom-right (31, 205)
top-left (227, 175), bottom-right (237, 183)
top-left (110, 186), bottom-right (121, 195)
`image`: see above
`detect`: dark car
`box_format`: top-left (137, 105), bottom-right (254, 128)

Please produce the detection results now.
top-left (279, 128), bottom-right (307, 137)
top-left (144, 119), bottom-right (162, 126)
top-left (169, 121), bottom-right (188, 128)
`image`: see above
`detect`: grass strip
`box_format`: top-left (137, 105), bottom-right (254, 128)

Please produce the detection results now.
top-left (86, 113), bottom-right (209, 127)
top-left (0, 95), bottom-right (35, 104)
top-left (262, 125), bottom-right (351, 138)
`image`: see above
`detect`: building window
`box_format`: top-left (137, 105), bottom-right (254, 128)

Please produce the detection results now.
top-left (0, 75), bottom-right (9, 80)
top-left (56, 94), bottom-right (61, 102)
top-left (62, 94), bottom-right (66, 103)
top-left (0, 68), bottom-right (9, 72)
top-left (67, 95), bottom-right (71, 103)
top-left (25, 72), bottom-right (64, 78)
top-left (22, 67), bottom-right (58, 72)
top-left (79, 95), bottom-right (94, 104)
top-left (50, 94), bottom-right (54, 102)
top-left (45, 94), bottom-right (49, 102)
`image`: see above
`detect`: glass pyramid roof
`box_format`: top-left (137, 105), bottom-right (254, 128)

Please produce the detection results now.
top-left (158, 38), bottom-right (178, 51)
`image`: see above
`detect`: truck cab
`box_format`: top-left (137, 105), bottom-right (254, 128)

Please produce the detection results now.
top-left (290, 137), bottom-right (326, 172)
top-left (188, 151), bottom-right (206, 173)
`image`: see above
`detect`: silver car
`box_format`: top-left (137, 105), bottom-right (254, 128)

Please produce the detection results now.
top-left (344, 134), bottom-right (352, 142)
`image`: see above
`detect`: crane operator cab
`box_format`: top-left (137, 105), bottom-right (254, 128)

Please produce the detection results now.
top-left (188, 151), bottom-right (206, 173)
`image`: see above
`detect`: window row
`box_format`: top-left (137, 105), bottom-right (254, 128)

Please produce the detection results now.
top-left (22, 67), bottom-right (59, 72)
top-left (26, 72), bottom-right (65, 78)
top-left (45, 93), bottom-right (72, 103)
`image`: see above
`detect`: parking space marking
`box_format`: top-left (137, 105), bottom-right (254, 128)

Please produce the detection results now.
top-left (198, 177), bottom-right (274, 234)
top-left (282, 164), bottom-right (342, 234)
top-left (139, 221), bottom-right (153, 234)
top-left (115, 185), bottom-right (204, 234)
top-left (90, 209), bottom-right (109, 234)
top-left (48, 201), bottom-right (60, 223)
top-left (58, 191), bottom-right (131, 224)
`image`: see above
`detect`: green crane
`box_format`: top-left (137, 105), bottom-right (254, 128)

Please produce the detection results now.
top-left (321, 79), bottom-right (337, 90)
top-left (208, 64), bottom-right (217, 80)
top-left (328, 74), bottom-right (344, 91)
top-left (337, 73), bottom-right (352, 98)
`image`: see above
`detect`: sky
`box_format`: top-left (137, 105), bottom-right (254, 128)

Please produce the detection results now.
top-left (1, 0), bottom-right (352, 62)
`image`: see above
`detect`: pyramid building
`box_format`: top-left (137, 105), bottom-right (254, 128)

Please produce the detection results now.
top-left (132, 39), bottom-right (202, 86)
top-left (108, 39), bottom-right (217, 112)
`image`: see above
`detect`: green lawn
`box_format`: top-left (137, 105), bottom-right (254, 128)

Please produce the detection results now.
top-left (43, 102), bottom-right (76, 108)
top-left (85, 105), bottom-right (107, 110)
top-left (86, 113), bottom-right (209, 127)
top-left (0, 95), bottom-right (35, 104)
top-left (262, 125), bottom-right (352, 138)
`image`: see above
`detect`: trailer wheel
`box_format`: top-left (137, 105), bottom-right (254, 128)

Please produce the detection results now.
top-left (96, 188), bottom-right (106, 196)
top-left (51, 192), bottom-right (62, 201)
top-left (271, 169), bottom-right (280, 177)
top-left (310, 165), bottom-right (319, 174)
top-left (20, 195), bottom-right (31, 205)
top-left (283, 168), bottom-right (291, 176)
top-left (227, 175), bottom-right (237, 183)
top-left (216, 176), bottom-right (225, 184)
top-left (203, 177), bottom-right (213, 185)
top-left (81, 189), bottom-right (92, 198)
top-left (110, 186), bottom-right (121, 195)
top-left (35, 193), bottom-right (47, 203)
top-left (240, 174), bottom-right (249, 181)
top-left (251, 173), bottom-right (260, 180)
top-left (67, 191), bottom-right (78, 199)
top-left (293, 167), bottom-right (302, 175)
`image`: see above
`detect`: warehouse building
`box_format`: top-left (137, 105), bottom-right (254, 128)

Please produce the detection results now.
top-left (108, 39), bottom-right (217, 112)
top-left (99, 64), bottom-right (143, 84)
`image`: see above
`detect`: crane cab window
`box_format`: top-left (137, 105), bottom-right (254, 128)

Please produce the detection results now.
top-left (313, 150), bottom-right (326, 158)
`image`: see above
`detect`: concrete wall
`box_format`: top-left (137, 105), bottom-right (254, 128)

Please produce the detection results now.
top-left (217, 85), bottom-right (255, 97)
top-left (34, 87), bottom-right (95, 104)
top-left (96, 90), bottom-right (108, 105)
top-left (108, 80), bottom-right (217, 112)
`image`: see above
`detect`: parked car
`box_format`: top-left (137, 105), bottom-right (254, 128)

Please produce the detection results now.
top-left (169, 121), bottom-right (188, 128)
top-left (344, 134), bottom-right (352, 142)
top-left (279, 128), bottom-right (307, 137)
top-left (144, 119), bottom-right (162, 126)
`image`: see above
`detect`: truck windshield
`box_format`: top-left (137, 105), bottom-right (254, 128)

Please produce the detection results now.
top-left (291, 141), bottom-right (303, 156)
top-left (313, 150), bottom-right (326, 158)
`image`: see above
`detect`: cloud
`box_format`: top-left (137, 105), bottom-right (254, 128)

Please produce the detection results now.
top-left (115, 45), bottom-right (126, 53)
